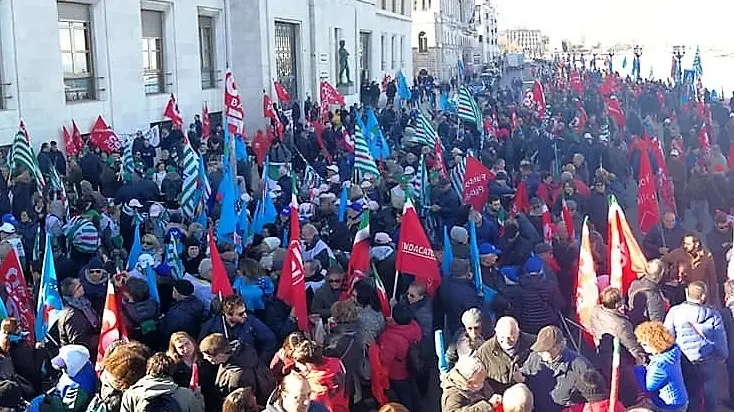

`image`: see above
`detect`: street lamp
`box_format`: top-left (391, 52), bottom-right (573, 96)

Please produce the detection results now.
top-left (633, 45), bottom-right (643, 80)
top-left (592, 52), bottom-right (598, 70)
top-left (607, 48), bottom-right (615, 72)
top-left (672, 45), bottom-right (686, 83)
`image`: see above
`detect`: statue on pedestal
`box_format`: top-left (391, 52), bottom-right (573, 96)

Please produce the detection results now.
top-left (338, 40), bottom-right (352, 85)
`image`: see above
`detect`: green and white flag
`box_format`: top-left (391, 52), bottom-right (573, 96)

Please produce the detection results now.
top-left (180, 137), bottom-right (199, 219)
top-left (415, 110), bottom-right (438, 148)
top-left (122, 135), bottom-right (135, 176)
top-left (354, 122), bottom-right (380, 180)
top-left (457, 86), bottom-right (482, 130)
top-left (11, 131), bottom-right (45, 189)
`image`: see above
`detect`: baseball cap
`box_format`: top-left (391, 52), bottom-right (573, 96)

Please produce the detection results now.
top-left (0, 223), bottom-right (15, 234)
top-left (128, 198), bottom-right (143, 208)
top-left (327, 165), bottom-right (339, 174)
top-left (374, 232), bottom-right (392, 245)
top-left (478, 243), bottom-right (502, 256)
top-left (531, 325), bottom-right (564, 352)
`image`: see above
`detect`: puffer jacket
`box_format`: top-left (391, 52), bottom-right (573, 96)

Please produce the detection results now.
top-left (161, 295), bottom-right (205, 338)
top-left (121, 299), bottom-right (159, 329)
top-left (517, 274), bottom-right (564, 335)
top-left (377, 320), bottom-right (421, 381)
top-left (440, 367), bottom-right (495, 412)
top-left (664, 301), bottom-right (728, 362)
top-left (119, 375), bottom-right (204, 412)
top-left (634, 344), bottom-right (688, 409)
top-left (474, 332), bottom-right (535, 394)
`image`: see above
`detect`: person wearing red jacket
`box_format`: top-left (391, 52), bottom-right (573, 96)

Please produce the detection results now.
top-left (378, 302), bottom-right (422, 411)
top-left (291, 340), bottom-right (349, 412)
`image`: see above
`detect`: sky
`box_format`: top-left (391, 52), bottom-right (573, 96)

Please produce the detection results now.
top-left (494, 0), bottom-right (732, 51)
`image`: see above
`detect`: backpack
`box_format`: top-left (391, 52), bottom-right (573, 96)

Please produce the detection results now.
top-left (406, 342), bottom-right (427, 376)
top-left (143, 393), bottom-right (183, 412)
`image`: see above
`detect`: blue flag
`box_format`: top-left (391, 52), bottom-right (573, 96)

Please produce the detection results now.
top-left (366, 108), bottom-right (390, 161)
top-left (216, 162), bottom-right (238, 244)
top-left (145, 264), bottom-right (160, 303)
top-left (397, 70), bottom-right (412, 101)
top-left (236, 204), bottom-right (250, 253)
top-left (457, 59), bottom-right (465, 78)
top-left (468, 220), bottom-right (482, 293)
top-left (127, 222), bottom-right (143, 271)
top-left (252, 196), bottom-right (278, 235)
top-left (35, 236), bottom-right (63, 341)
top-left (442, 226), bottom-right (453, 278)
top-left (235, 134), bottom-right (248, 162)
top-left (338, 185), bottom-right (348, 223)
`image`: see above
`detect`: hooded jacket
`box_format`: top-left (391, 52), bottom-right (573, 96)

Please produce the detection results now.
top-left (440, 367), bottom-right (496, 412)
top-left (377, 320), bottom-right (421, 381)
top-left (633, 344), bottom-right (688, 409)
top-left (119, 375), bottom-right (204, 412)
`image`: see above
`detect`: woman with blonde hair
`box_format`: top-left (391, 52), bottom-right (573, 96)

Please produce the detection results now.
top-left (166, 331), bottom-right (200, 388)
top-left (222, 387), bottom-right (259, 412)
top-left (633, 321), bottom-right (688, 412)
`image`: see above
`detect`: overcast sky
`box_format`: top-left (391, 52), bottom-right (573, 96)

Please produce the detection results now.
top-left (495, 0), bottom-right (732, 50)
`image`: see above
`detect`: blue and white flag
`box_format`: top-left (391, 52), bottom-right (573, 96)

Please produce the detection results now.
top-left (396, 70), bottom-right (412, 101)
top-left (693, 45), bottom-right (703, 78)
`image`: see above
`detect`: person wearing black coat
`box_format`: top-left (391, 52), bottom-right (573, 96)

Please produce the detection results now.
top-left (498, 223), bottom-right (533, 268)
top-left (36, 143), bottom-right (53, 177)
top-left (79, 151), bottom-right (103, 190)
top-left (439, 259), bottom-right (483, 338)
top-left (49, 141), bottom-right (67, 176)
top-left (707, 213), bottom-right (734, 285)
top-left (627, 259), bottom-right (668, 326)
top-left (516, 257), bottom-right (565, 335)
top-left (586, 179), bottom-right (609, 241)
top-left (642, 212), bottom-right (685, 260)
top-left (161, 280), bottom-right (205, 339)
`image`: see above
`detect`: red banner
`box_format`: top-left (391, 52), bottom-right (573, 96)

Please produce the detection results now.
top-left (62, 126), bottom-right (76, 157)
top-left (319, 81), bottom-right (345, 120)
top-left (202, 104), bottom-right (211, 139)
top-left (273, 81), bottom-right (291, 104)
top-left (224, 69), bottom-right (245, 136)
top-left (651, 138), bottom-right (676, 213)
top-left (95, 280), bottom-right (127, 373)
top-left (209, 228), bottom-right (234, 297)
top-left (163, 94), bottom-right (184, 129)
top-left (434, 136), bottom-right (448, 178)
top-left (637, 150), bottom-right (660, 235)
top-left (0, 250), bottom-right (35, 343)
top-left (532, 80), bottom-right (546, 118)
top-left (71, 120), bottom-right (85, 153)
top-left (263, 93), bottom-right (283, 137)
top-left (277, 201), bottom-right (310, 332)
top-left (395, 199), bottom-right (441, 296)
top-left (462, 156), bottom-right (493, 211)
top-left (89, 116), bottom-right (121, 153)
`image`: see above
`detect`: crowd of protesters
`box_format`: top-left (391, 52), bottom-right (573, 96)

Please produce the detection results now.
top-left (0, 59), bottom-right (729, 412)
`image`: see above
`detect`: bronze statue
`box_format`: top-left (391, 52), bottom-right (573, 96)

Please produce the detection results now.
top-left (338, 40), bottom-right (352, 85)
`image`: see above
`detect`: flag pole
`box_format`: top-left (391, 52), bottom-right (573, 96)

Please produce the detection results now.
top-left (392, 269), bottom-right (400, 302)
top-left (609, 336), bottom-right (621, 411)
top-left (219, 291), bottom-right (229, 340)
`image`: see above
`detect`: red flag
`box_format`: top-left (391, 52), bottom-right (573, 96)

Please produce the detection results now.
top-left (576, 218), bottom-right (598, 346)
top-left (570, 71), bottom-right (583, 95)
top-left (462, 156), bottom-right (493, 211)
top-left (651, 138), bottom-right (676, 213)
top-left (339, 127), bottom-right (355, 153)
top-left (62, 126), bottom-right (76, 157)
top-left (542, 206), bottom-right (554, 244)
top-left (209, 228), bottom-right (234, 297)
top-left (373, 271), bottom-right (391, 318)
top-left (368, 344), bottom-right (389, 405)
top-left (311, 122), bottom-right (333, 163)
top-left (163, 94), bottom-right (184, 129)
top-left (511, 180), bottom-right (531, 215)
top-left (189, 362), bottom-right (199, 391)
top-left (637, 150), bottom-right (660, 235)
top-left (699, 124), bottom-right (711, 160)
top-left (252, 130), bottom-right (272, 166)
top-left (71, 120), bottom-right (85, 153)
top-left (277, 196), bottom-right (310, 332)
top-left (95, 280), bottom-right (128, 373)
top-left (224, 69), bottom-right (245, 136)
top-left (608, 199), bottom-right (647, 295)
top-left (606, 96), bottom-right (626, 129)
top-left (89, 116), bottom-right (121, 153)
top-left (202, 104), bottom-right (211, 139)
top-left (0, 250), bottom-right (35, 343)
top-left (263, 93), bottom-right (284, 137)
top-left (561, 198), bottom-right (575, 239)
top-left (395, 199), bottom-right (441, 297)
top-left (532, 81), bottom-right (546, 117)
top-left (319, 80), bottom-right (345, 120)
top-left (434, 137), bottom-right (449, 178)
top-left (273, 81), bottom-right (291, 104)
top-left (19, 120), bottom-right (29, 142)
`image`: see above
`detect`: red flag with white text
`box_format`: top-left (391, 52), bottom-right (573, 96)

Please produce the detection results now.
top-left (637, 150), bottom-right (660, 235)
top-left (252, 130), bottom-right (272, 166)
top-left (343, 211), bottom-right (370, 299)
top-left (95, 279), bottom-right (128, 373)
top-left (89, 116), bottom-right (121, 153)
top-left (0, 250), bottom-right (35, 343)
top-left (224, 69), bottom-right (245, 137)
top-left (277, 195), bottom-right (310, 332)
top-left (462, 156), bottom-right (493, 211)
top-left (62, 126), bottom-right (76, 157)
top-left (561, 198), bottom-right (575, 239)
top-left (163, 94), bottom-right (184, 129)
top-left (263, 93), bottom-right (284, 137)
top-left (511, 180), bottom-right (531, 216)
top-left (395, 199), bottom-right (441, 297)
top-left (542, 206), bottom-right (554, 244)
top-left (202, 104), bottom-right (211, 139)
top-left (532, 81), bottom-right (546, 117)
top-left (434, 137), bottom-right (449, 178)
top-left (273, 81), bottom-right (291, 104)
top-left (606, 96), bottom-right (626, 129)
top-left (320, 81), bottom-right (345, 120)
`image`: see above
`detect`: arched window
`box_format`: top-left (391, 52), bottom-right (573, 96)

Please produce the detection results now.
top-left (418, 31), bottom-right (428, 53)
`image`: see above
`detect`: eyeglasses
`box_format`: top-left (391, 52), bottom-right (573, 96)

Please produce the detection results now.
top-left (142, 241), bottom-right (155, 247)
top-left (88, 269), bottom-right (105, 274)
top-left (328, 279), bottom-right (342, 285)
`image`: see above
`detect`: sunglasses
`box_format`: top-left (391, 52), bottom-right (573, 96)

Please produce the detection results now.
top-left (89, 269), bottom-right (105, 274)
top-left (142, 241), bottom-right (155, 246)
top-left (328, 279), bottom-right (342, 284)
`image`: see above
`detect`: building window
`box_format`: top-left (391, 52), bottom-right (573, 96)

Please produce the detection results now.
top-left (478, 35), bottom-right (483, 43)
top-left (391, 36), bottom-right (396, 69)
top-left (141, 10), bottom-right (164, 94)
top-left (198, 16), bottom-right (216, 89)
top-left (400, 36), bottom-right (405, 67)
top-left (380, 35), bottom-right (386, 70)
top-left (392, 0), bottom-right (397, 12)
top-left (274, 22), bottom-right (299, 101)
top-left (381, 0), bottom-right (386, 9)
top-left (418, 31), bottom-right (427, 53)
top-left (58, 2), bottom-right (95, 102)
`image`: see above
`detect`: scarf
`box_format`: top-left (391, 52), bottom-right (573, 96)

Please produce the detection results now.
top-left (65, 296), bottom-right (99, 329)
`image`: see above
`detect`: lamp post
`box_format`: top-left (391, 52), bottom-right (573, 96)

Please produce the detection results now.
top-left (672, 45), bottom-right (686, 84)
top-left (633, 45), bottom-right (643, 80)
top-left (592, 52), bottom-right (597, 70)
top-left (607, 49), bottom-right (615, 72)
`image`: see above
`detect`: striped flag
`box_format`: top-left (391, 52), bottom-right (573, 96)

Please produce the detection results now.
top-left (457, 86), bottom-right (482, 129)
top-left (450, 157), bottom-right (466, 197)
top-left (197, 154), bottom-right (212, 216)
top-left (181, 137), bottom-right (199, 219)
top-left (415, 110), bottom-right (437, 147)
top-left (302, 163), bottom-right (323, 192)
top-left (11, 129), bottom-right (45, 189)
top-left (122, 134), bottom-right (135, 176)
top-left (354, 122), bottom-right (380, 180)
top-left (693, 46), bottom-right (703, 78)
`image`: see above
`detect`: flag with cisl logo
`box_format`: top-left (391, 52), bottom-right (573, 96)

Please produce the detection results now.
top-left (319, 80), bottom-right (345, 120)
top-left (462, 156), bottom-right (494, 212)
top-left (0, 250), bottom-right (35, 343)
top-left (90, 115), bottom-right (121, 153)
top-left (395, 198), bottom-right (441, 297)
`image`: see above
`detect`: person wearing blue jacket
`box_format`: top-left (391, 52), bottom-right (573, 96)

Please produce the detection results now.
top-left (439, 258), bottom-right (483, 338)
top-left (199, 294), bottom-right (276, 364)
top-left (664, 281), bottom-right (728, 412)
top-left (633, 321), bottom-right (688, 412)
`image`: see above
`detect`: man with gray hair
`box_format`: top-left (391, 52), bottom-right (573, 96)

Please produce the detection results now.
top-left (441, 355), bottom-right (501, 411)
top-left (446, 308), bottom-right (487, 369)
top-left (475, 316), bottom-right (535, 394)
top-left (627, 258), bottom-right (668, 326)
